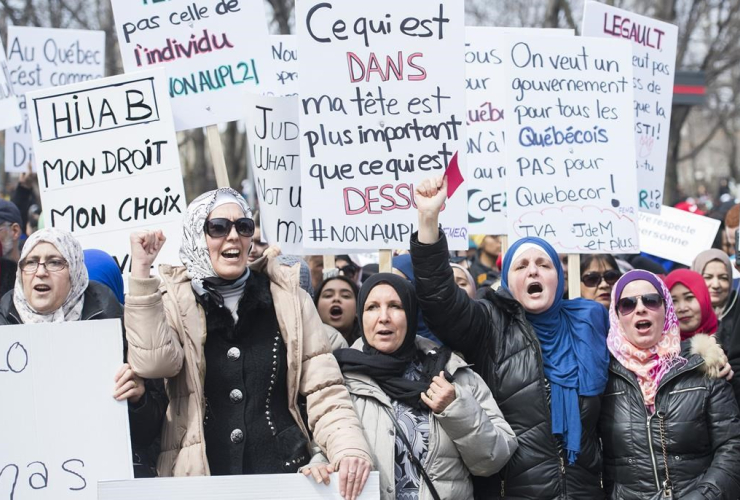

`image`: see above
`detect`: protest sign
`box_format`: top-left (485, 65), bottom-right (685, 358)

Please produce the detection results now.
top-left (638, 205), bottom-right (720, 266)
top-left (465, 28), bottom-right (572, 235)
top-left (27, 68), bottom-right (186, 281)
top-left (268, 35), bottom-right (298, 96)
top-left (503, 34), bottom-right (640, 253)
top-left (246, 92), bottom-right (304, 254)
top-left (0, 37), bottom-right (22, 130)
top-left (111, 0), bottom-right (274, 130)
top-left (297, 0), bottom-right (468, 250)
top-left (583, 2), bottom-right (678, 214)
top-left (0, 320), bottom-right (133, 500)
top-left (5, 26), bottom-right (105, 172)
top-left (100, 472), bottom-right (380, 499)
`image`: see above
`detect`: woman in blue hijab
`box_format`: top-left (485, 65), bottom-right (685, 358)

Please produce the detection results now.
top-left (392, 253), bottom-right (441, 345)
top-left (410, 176), bottom-right (610, 499)
top-left (84, 249), bottom-right (124, 304)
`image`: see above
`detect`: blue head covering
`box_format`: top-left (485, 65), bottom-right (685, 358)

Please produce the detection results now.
top-left (84, 249), bottom-right (124, 304)
top-left (501, 237), bottom-right (609, 464)
top-left (392, 254), bottom-right (440, 345)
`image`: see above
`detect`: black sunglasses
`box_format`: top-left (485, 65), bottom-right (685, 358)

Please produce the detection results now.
top-left (204, 218), bottom-right (255, 238)
top-left (581, 270), bottom-right (622, 288)
top-left (616, 293), bottom-right (664, 316)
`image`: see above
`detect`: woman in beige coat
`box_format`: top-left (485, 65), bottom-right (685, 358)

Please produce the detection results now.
top-left (124, 188), bottom-right (372, 500)
top-left (316, 273), bottom-right (517, 500)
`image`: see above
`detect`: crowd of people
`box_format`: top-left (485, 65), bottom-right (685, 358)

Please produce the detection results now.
top-left (2, 173), bottom-right (740, 500)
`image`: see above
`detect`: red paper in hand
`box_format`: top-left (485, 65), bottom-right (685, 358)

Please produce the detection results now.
top-left (444, 152), bottom-right (463, 198)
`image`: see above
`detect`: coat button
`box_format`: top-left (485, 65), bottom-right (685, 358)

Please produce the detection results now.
top-left (386, 486), bottom-right (393, 493)
top-left (230, 429), bottom-right (244, 444)
top-left (229, 389), bottom-right (243, 403)
top-left (227, 347), bottom-right (241, 361)
top-left (388, 430), bottom-right (394, 436)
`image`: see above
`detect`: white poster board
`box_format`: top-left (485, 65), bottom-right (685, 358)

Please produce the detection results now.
top-left (100, 472), bottom-right (380, 499)
top-left (5, 27), bottom-right (105, 172)
top-left (268, 35), bottom-right (298, 96)
top-left (583, 2), bottom-right (678, 214)
top-left (0, 320), bottom-right (133, 500)
top-left (297, 0), bottom-right (468, 250)
top-left (465, 28), bottom-right (572, 235)
top-left (246, 93), bottom-right (304, 254)
top-left (638, 205), bottom-right (720, 266)
top-left (503, 34), bottom-right (640, 253)
top-left (27, 69), bottom-right (186, 281)
top-left (0, 37), bottom-right (22, 130)
top-left (111, 0), bottom-right (274, 130)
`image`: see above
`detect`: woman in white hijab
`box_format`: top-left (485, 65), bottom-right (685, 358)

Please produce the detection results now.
top-left (124, 188), bottom-right (373, 500)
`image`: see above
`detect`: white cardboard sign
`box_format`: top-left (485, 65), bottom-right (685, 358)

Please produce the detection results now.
top-left (27, 69), bottom-right (186, 281)
top-left (638, 205), bottom-right (720, 266)
top-left (99, 472), bottom-right (380, 499)
top-left (297, 0), bottom-right (468, 250)
top-left (465, 28), bottom-right (572, 235)
top-left (5, 26), bottom-right (105, 172)
top-left (583, 1), bottom-right (678, 214)
top-left (0, 37), bottom-right (22, 130)
top-left (268, 35), bottom-right (299, 96)
top-left (503, 34), bottom-right (640, 253)
top-left (0, 320), bottom-right (133, 500)
top-left (246, 93), bottom-right (304, 254)
top-left (111, 0), bottom-right (274, 130)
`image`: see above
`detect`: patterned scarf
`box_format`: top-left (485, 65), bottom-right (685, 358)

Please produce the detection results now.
top-left (13, 228), bottom-right (88, 323)
top-left (608, 270), bottom-right (686, 410)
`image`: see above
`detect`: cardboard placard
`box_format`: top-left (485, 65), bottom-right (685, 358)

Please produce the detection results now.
top-left (297, 0), bottom-right (468, 250)
top-left (582, 2), bottom-right (678, 214)
top-left (465, 28), bottom-right (572, 235)
top-left (503, 34), bottom-right (640, 253)
top-left (0, 37), bottom-right (22, 130)
top-left (27, 68), bottom-right (186, 282)
top-left (267, 35), bottom-right (298, 96)
top-left (111, 0), bottom-right (274, 130)
top-left (99, 472), bottom-right (380, 499)
top-left (638, 206), bottom-right (720, 266)
top-left (246, 93), bottom-right (304, 254)
top-left (4, 26), bottom-right (105, 172)
top-left (0, 320), bottom-right (133, 500)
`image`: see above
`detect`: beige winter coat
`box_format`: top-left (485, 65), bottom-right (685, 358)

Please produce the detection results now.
top-left (124, 255), bottom-right (372, 477)
top-left (342, 337), bottom-right (518, 500)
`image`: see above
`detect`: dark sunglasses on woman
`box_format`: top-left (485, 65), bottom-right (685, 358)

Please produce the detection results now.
top-left (616, 293), bottom-right (663, 316)
top-left (581, 270), bottom-right (622, 288)
top-left (204, 218), bottom-right (255, 238)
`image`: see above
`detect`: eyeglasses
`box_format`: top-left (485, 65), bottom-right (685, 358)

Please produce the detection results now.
top-left (20, 258), bottom-right (68, 274)
top-left (581, 270), bottom-right (622, 288)
top-left (338, 265), bottom-right (357, 278)
top-left (204, 218), bottom-right (255, 238)
top-left (616, 293), bottom-right (664, 316)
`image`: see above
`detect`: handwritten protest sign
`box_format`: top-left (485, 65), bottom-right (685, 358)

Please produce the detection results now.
top-left (583, 2), bottom-right (678, 214)
top-left (111, 0), bottom-right (274, 130)
top-left (27, 68), bottom-right (186, 281)
top-left (503, 34), bottom-right (639, 253)
top-left (297, 0), bottom-right (468, 250)
top-left (0, 37), bottom-right (22, 130)
top-left (0, 320), bottom-right (133, 500)
top-left (268, 35), bottom-right (298, 96)
top-left (100, 472), bottom-right (379, 499)
top-left (5, 26), bottom-right (105, 172)
top-left (638, 205), bottom-right (720, 266)
top-left (246, 93), bottom-right (304, 254)
top-left (465, 28), bottom-right (572, 235)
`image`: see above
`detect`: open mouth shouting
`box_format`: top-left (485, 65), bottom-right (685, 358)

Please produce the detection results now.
top-left (527, 282), bottom-right (544, 296)
top-left (221, 248), bottom-right (241, 260)
top-left (329, 305), bottom-right (344, 321)
top-left (634, 319), bottom-right (653, 334)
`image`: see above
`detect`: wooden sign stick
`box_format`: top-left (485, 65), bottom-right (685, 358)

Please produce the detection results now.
top-left (568, 253), bottom-right (581, 299)
top-left (379, 250), bottom-right (392, 272)
top-left (206, 125), bottom-right (230, 189)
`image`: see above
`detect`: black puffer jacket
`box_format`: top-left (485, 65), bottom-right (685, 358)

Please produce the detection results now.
top-left (600, 354), bottom-right (740, 499)
top-left (411, 233), bottom-right (603, 499)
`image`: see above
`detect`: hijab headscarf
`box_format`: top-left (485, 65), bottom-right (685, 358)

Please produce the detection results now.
top-left (692, 249), bottom-right (736, 318)
top-left (180, 188), bottom-right (253, 307)
top-left (14, 228), bottom-right (88, 324)
top-left (392, 253), bottom-right (440, 344)
top-left (608, 270), bottom-right (686, 410)
top-left (315, 275), bottom-right (361, 344)
top-left (333, 273), bottom-right (452, 410)
top-left (501, 237), bottom-right (609, 464)
top-left (84, 249), bottom-right (124, 304)
top-left (664, 269), bottom-right (718, 339)
top-left (450, 263), bottom-right (476, 292)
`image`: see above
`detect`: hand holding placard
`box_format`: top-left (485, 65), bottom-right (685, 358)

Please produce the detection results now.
top-left (415, 175), bottom-right (447, 245)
